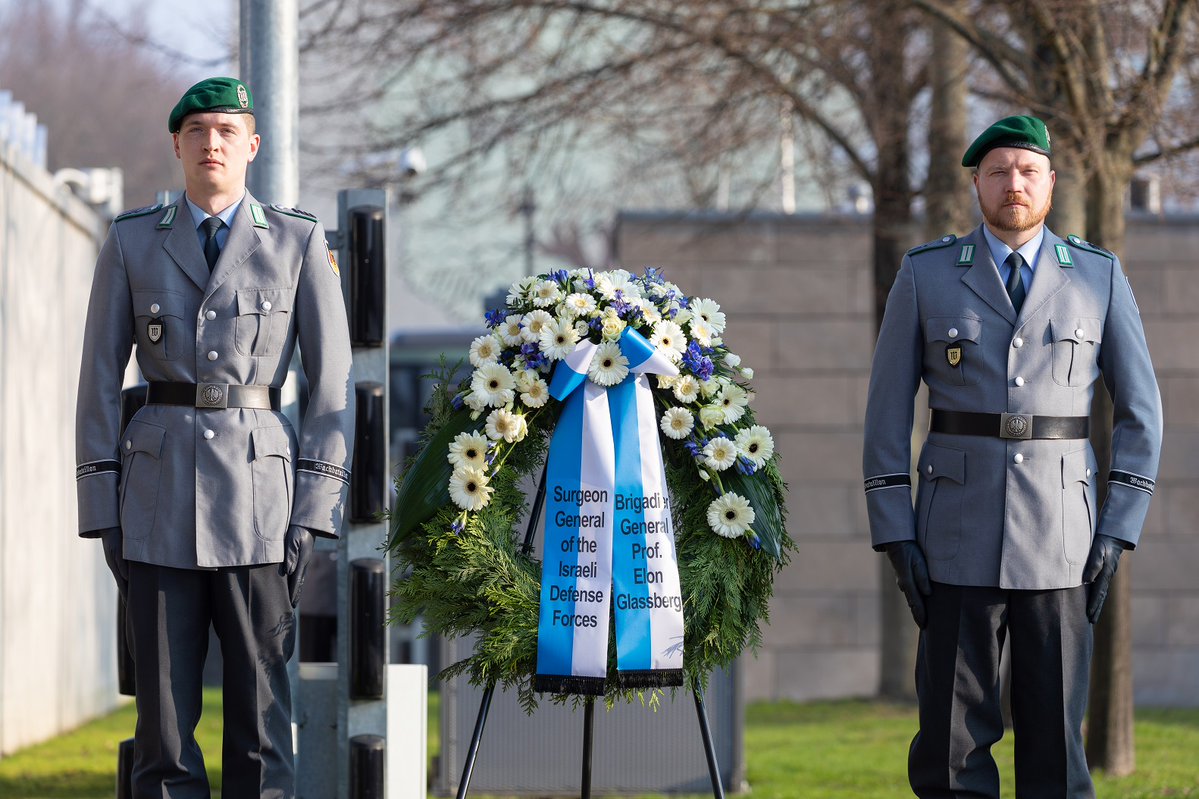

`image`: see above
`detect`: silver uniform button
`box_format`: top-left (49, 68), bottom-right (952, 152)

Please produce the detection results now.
top-left (203, 429), bottom-right (215, 440)
top-left (125, 440), bottom-right (132, 450)
top-left (1013, 337), bottom-right (1023, 348)
top-left (150, 303), bottom-right (160, 314)
top-left (207, 350), bottom-right (218, 361)
top-left (1075, 327), bottom-right (1085, 338)
top-left (942, 235), bottom-right (952, 242)
top-left (261, 300), bottom-right (272, 311)
top-left (1015, 376), bottom-right (1025, 387)
top-left (948, 327), bottom-right (958, 339)
top-left (1086, 468), bottom-right (1092, 478)
top-left (206, 310), bottom-right (217, 320)
top-left (1013, 453), bottom-right (1024, 464)
top-left (926, 464), bottom-right (933, 475)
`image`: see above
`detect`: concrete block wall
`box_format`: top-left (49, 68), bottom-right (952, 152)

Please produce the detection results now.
top-left (0, 144), bottom-right (114, 754)
top-left (616, 210), bottom-right (1199, 707)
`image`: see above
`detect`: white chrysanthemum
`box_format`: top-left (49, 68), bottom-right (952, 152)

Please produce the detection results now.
top-left (672, 375), bottom-right (700, 404)
top-left (563, 292), bottom-right (597, 317)
top-left (485, 407), bottom-right (528, 443)
top-left (690, 318), bottom-right (715, 347)
top-left (521, 309), bottom-right (554, 343)
top-left (499, 314), bottom-right (525, 346)
top-left (470, 362), bottom-right (516, 407)
top-left (660, 407), bottom-right (694, 440)
top-left (587, 341), bottom-right (629, 386)
top-left (469, 334), bottom-right (502, 367)
top-left (717, 383), bottom-right (750, 424)
top-left (690, 298), bottom-right (727, 334)
top-left (657, 374), bottom-right (678, 390)
top-left (702, 436), bottom-right (738, 470)
top-left (450, 467), bottom-right (493, 512)
top-left (600, 313), bottom-right (626, 342)
top-left (594, 269), bottom-right (641, 300)
top-left (447, 431), bottom-right (489, 470)
top-left (540, 316), bottom-right (580, 361)
top-left (735, 425), bottom-right (775, 467)
top-left (520, 376), bottom-right (550, 408)
top-left (506, 276), bottom-right (537, 306)
top-left (532, 279), bottom-right (563, 308)
top-left (699, 404), bottom-right (725, 429)
top-left (706, 492), bottom-right (755, 538)
top-left (650, 320), bottom-right (687, 362)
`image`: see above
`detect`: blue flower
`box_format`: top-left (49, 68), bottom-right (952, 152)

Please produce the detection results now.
top-left (521, 342), bottom-right (549, 370)
top-left (451, 393), bottom-right (465, 410)
top-left (550, 268), bottom-right (569, 285)
top-left (450, 519), bottom-right (465, 536)
top-left (484, 308), bottom-right (505, 328)
top-left (682, 341), bottom-right (715, 380)
top-left (644, 266), bottom-right (665, 284)
top-left (735, 456), bottom-right (757, 476)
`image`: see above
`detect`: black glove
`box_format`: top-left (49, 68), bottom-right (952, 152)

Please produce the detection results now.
top-left (1082, 534), bottom-right (1125, 624)
top-left (885, 540), bottom-right (932, 629)
top-left (99, 526), bottom-right (129, 600)
top-left (282, 524), bottom-right (315, 608)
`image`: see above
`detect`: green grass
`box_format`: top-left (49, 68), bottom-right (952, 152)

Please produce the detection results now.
top-left (1, 693), bottom-right (1196, 798)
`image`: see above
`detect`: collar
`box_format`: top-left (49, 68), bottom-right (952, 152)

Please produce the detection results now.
top-left (185, 193), bottom-right (244, 230)
top-left (981, 224), bottom-right (1044, 272)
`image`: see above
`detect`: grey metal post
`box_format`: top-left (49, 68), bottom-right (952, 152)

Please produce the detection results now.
top-left (240, 0), bottom-right (300, 205)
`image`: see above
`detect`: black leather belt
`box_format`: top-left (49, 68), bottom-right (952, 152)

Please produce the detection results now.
top-left (930, 409), bottom-right (1089, 440)
top-left (147, 381), bottom-right (281, 411)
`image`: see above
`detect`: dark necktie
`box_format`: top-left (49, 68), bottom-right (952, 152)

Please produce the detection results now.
top-left (1004, 251), bottom-right (1026, 314)
top-left (201, 217), bottom-right (224, 271)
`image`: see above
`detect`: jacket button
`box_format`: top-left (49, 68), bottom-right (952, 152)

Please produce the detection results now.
top-left (261, 300), bottom-right (272, 311)
top-left (1013, 337), bottom-right (1023, 348)
top-left (125, 440), bottom-right (132, 450)
top-left (205, 310), bottom-right (217, 320)
top-left (203, 429), bottom-right (215, 440)
top-left (1015, 376), bottom-right (1025, 387)
top-left (1086, 468), bottom-right (1092, 478)
top-left (207, 351), bottom-right (218, 361)
top-left (926, 464), bottom-right (933, 475)
top-left (1013, 453), bottom-right (1024, 464)
top-left (150, 303), bottom-right (160, 314)
top-left (1075, 327), bottom-right (1085, 338)
top-left (948, 327), bottom-right (958, 338)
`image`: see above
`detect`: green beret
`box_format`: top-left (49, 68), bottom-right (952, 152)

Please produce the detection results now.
top-left (168, 77), bottom-right (254, 133)
top-left (961, 115), bottom-right (1051, 167)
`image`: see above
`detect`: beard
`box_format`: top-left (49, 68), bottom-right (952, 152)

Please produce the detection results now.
top-left (979, 189), bottom-right (1053, 233)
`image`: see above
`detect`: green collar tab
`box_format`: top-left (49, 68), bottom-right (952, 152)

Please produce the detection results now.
top-left (1054, 243), bottom-right (1074, 267)
top-left (956, 243), bottom-right (975, 266)
top-left (156, 205), bottom-right (178, 229)
top-left (250, 203), bottom-right (269, 229)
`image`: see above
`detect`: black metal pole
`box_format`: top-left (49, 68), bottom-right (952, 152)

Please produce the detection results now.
top-left (520, 465), bottom-right (548, 555)
top-left (581, 696), bottom-right (596, 799)
top-left (693, 688), bottom-right (726, 799)
top-left (455, 684), bottom-right (495, 799)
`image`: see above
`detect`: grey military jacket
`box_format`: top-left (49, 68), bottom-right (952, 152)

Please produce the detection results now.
top-left (75, 192), bottom-right (355, 569)
top-left (862, 225), bottom-right (1162, 590)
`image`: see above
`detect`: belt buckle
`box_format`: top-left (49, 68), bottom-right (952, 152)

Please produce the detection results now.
top-left (196, 382), bottom-right (229, 409)
top-left (1001, 412), bottom-right (1032, 440)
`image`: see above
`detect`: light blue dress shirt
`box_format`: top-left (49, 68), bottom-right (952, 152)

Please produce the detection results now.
top-left (185, 194), bottom-right (243, 253)
top-left (981, 224), bottom-right (1043, 294)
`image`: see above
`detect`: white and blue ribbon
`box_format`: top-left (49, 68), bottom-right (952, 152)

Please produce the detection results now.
top-left (534, 327), bottom-right (686, 694)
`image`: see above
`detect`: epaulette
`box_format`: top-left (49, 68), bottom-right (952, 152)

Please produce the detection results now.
top-left (1065, 234), bottom-right (1114, 260)
top-left (907, 234), bottom-right (957, 256)
top-left (268, 203), bottom-right (318, 222)
top-left (114, 203), bottom-right (163, 222)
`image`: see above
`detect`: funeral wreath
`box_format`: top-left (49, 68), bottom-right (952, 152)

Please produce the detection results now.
top-left (389, 267), bottom-right (792, 710)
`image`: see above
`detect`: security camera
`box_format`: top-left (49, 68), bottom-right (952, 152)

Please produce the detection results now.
top-left (398, 147), bottom-right (426, 178)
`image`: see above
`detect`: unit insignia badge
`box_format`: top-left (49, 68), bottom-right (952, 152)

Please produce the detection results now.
top-left (237, 85), bottom-right (249, 108)
top-left (325, 240), bottom-right (340, 276)
top-left (147, 317), bottom-right (164, 345)
top-left (946, 344), bottom-right (962, 368)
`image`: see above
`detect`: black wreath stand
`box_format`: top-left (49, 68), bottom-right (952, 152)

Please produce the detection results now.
top-left (454, 468), bottom-right (728, 799)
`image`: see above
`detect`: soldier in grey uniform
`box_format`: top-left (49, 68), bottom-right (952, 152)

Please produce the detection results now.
top-left (863, 116), bottom-right (1162, 798)
top-left (75, 77), bottom-right (354, 798)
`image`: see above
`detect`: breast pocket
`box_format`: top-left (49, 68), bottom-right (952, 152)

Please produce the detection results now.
top-left (924, 316), bottom-right (982, 386)
top-left (119, 419), bottom-right (166, 539)
top-left (235, 288), bottom-right (294, 357)
top-left (132, 289), bottom-right (187, 361)
top-left (916, 443), bottom-right (966, 560)
top-left (251, 425), bottom-right (295, 542)
top-left (1061, 448), bottom-right (1097, 564)
top-left (1051, 317), bottom-right (1102, 387)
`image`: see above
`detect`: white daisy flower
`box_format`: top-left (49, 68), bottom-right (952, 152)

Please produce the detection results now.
top-left (706, 492), bottom-right (755, 538)
top-left (469, 334), bottom-right (502, 368)
top-left (690, 298), bottom-right (727, 334)
top-left (595, 269), bottom-right (641, 300)
top-left (587, 341), bottom-right (629, 386)
top-left (450, 467), bottom-right (493, 512)
top-left (735, 425), bottom-right (775, 467)
top-left (470, 362), bottom-right (516, 407)
top-left (699, 404), bottom-right (725, 430)
top-left (660, 407), bottom-right (694, 440)
top-left (563, 292), bottom-right (597, 317)
top-left (672, 375), bottom-right (700, 404)
top-left (521, 309), bottom-right (555, 343)
top-left (499, 315), bottom-right (525, 346)
top-left (650, 320), bottom-right (687, 362)
top-left (506, 276), bottom-right (537, 306)
top-left (532, 279), bottom-right (563, 308)
top-left (690, 318), bottom-right (715, 347)
top-left (717, 383), bottom-right (750, 424)
top-left (485, 407), bottom-right (528, 443)
top-left (539, 316), bottom-right (580, 361)
top-left (702, 436), bottom-right (738, 470)
top-left (447, 431), bottom-right (489, 470)
top-left (638, 299), bottom-right (662, 324)
top-left (520, 376), bottom-right (550, 408)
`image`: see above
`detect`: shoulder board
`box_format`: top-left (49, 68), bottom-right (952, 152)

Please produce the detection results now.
top-left (268, 203), bottom-right (318, 222)
top-left (113, 203), bottom-right (163, 222)
top-left (906, 234), bottom-right (957, 256)
top-left (1065, 234), bottom-right (1114, 260)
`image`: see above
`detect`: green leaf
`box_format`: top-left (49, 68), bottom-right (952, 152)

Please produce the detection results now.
top-left (724, 467), bottom-right (784, 561)
top-left (389, 406), bottom-right (479, 546)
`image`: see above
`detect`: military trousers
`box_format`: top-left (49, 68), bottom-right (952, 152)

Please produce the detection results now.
top-left (126, 561), bottom-right (296, 799)
top-left (909, 582), bottom-right (1094, 799)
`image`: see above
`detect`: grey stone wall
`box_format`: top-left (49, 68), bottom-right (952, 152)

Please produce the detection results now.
top-left (0, 144), bottom-right (114, 755)
top-left (615, 210), bottom-right (1199, 707)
